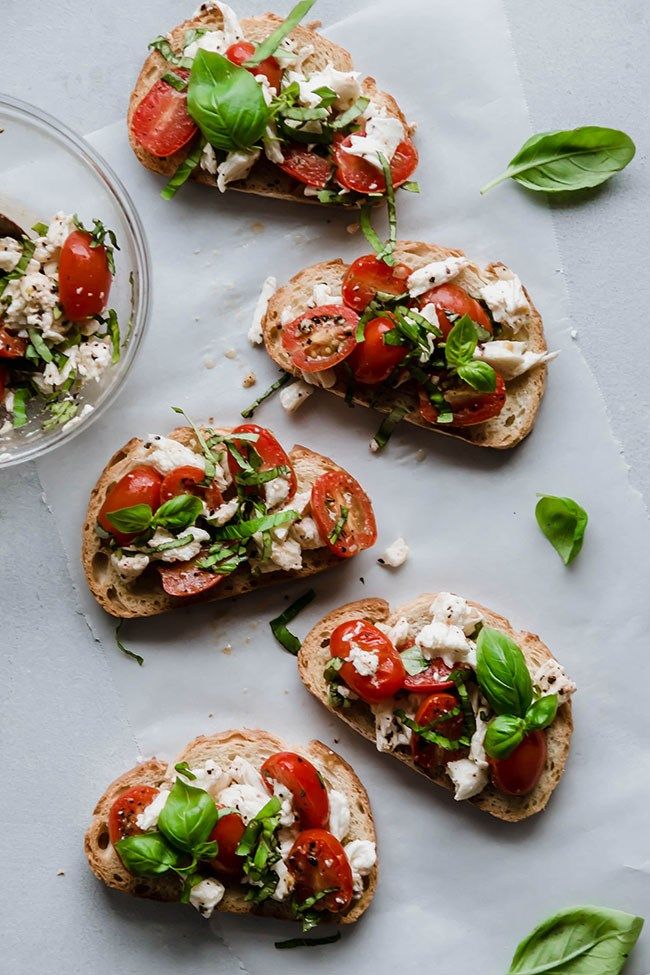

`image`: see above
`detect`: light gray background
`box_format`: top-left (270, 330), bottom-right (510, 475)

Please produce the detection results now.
top-left (1, 2), bottom-right (648, 973)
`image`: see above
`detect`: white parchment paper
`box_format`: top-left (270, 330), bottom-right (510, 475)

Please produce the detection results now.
top-left (35, 0), bottom-right (650, 971)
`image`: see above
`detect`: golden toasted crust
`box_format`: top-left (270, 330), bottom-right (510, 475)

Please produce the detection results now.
top-left (128, 9), bottom-right (413, 206)
top-left (81, 426), bottom-right (357, 618)
top-left (263, 241), bottom-right (548, 449)
top-left (298, 595), bottom-right (573, 822)
top-left (84, 729), bottom-right (377, 923)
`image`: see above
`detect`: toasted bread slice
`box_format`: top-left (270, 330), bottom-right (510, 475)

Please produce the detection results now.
top-left (82, 426), bottom-right (354, 619)
top-left (298, 595), bottom-right (573, 821)
top-left (84, 728), bottom-right (377, 924)
top-left (128, 7), bottom-right (413, 205)
top-left (263, 241), bottom-right (548, 448)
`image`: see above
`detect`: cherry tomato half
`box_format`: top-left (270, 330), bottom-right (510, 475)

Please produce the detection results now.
top-left (0, 326), bottom-right (27, 359)
top-left (108, 785), bottom-right (159, 844)
top-left (158, 465), bottom-right (224, 509)
top-left (287, 829), bottom-right (354, 914)
top-left (58, 230), bottom-right (112, 322)
top-left (411, 692), bottom-right (466, 772)
top-left (261, 752), bottom-right (329, 829)
top-left (225, 40), bottom-right (283, 91)
top-left (347, 315), bottom-right (408, 384)
top-left (342, 254), bottom-right (411, 312)
top-left (333, 133), bottom-right (418, 194)
top-left (311, 470), bottom-right (377, 559)
top-left (402, 655), bottom-right (458, 693)
top-left (130, 71), bottom-right (197, 158)
top-left (208, 809), bottom-right (246, 878)
top-left (417, 283), bottom-right (492, 339)
top-left (278, 145), bottom-right (333, 188)
top-left (330, 619), bottom-right (405, 703)
top-left (418, 373), bottom-right (506, 428)
top-left (489, 729), bottom-right (547, 796)
top-left (158, 557), bottom-right (224, 598)
top-left (98, 464), bottom-right (162, 545)
top-left (226, 423), bottom-right (297, 501)
top-left (281, 304), bottom-right (359, 373)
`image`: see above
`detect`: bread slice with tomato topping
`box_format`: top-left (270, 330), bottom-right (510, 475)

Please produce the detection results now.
top-left (82, 424), bottom-right (377, 619)
top-left (84, 728), bottom-right (377, 927)
top-left (128, 4), bottom-right (416, 205)
top-left (298, 595), bottom-right (574, 821)
top-left (262, 241), bottom-right (552, 449)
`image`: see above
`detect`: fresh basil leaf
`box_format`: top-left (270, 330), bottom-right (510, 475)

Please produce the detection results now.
top-left (174, 761), bottom-right (196, 780)
top-left (28, 329), bottom-right (53, 363)
top-left (214, 509), bottom-right (298, 541)
top-left (32, 221), bottom-right (49, 236)
top-left (161, 138), bottom-right (206, 200)
top-left (105, 308), bottom-right (121, 364)
top-left (457, 359), bottom-right (497, 392)
top-left (241, 371), bottom-right (292, 419)
top-left (507, 905), bottom-right (644, 975)
top-left (193, 840), bottom-right (218, 861)
top-left (114, 832), bottom-right (180, 876)
top-left (331, 96), bottom-right (370, 130)
top-left (275, 932), bottom-right (342, 950)
top-left (359, 205), bottom-right (387, 260)
top-left (106, 503), bottom-right (153, 534)
top-left (236, 797), bottom-right (282, 857)
top-left (371, 405), bottom-right (407, 452)
top-left (270, 588), bottom-right (316, 654)
top-left (535, 495), bottom-right (588, 565)
top-left (115, 619), bottom-right (144, 666)
top-left (400, 645), bottom-right (429, 676)
top-left (11, 387), bottom-right (30, 429)
top-left (236, 464), bottom-right (291, 488)
top-left (481, 126), bottom-right (636, 195)
top-left (484, 714), bottom-right (526, 759)
top-left (401, 180), bottom-right (420, 193)
top-left (525, 694), bottom-right (558, 732)
top-left (188, 49), bottom-right (269, 152)
top-left (179, 871), bottom-right (205, 904)
top-left (152, 493), bottom-right (203, 532)
top-left (163, 71), bottom-right (188, 92)
top-left (475, 626), bottom-right (533, 718)
top-left (244, 0), bottom-right (316, 66)
top-left (158, 778), bottom-right (219, 853)
top-left (170, 406), bottom-right (219, 481)
top-left (323, 656), bottom-right (343, 682)
top-left (445, 314), bottom-right (478, 368)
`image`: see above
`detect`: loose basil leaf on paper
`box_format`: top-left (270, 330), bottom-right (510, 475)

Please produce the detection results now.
top-left (507, 905), bottom-right (644, 975)
top-left (481, 126), bottom-right (636, 195)
top-left (525, 693), bottom-right (558, 732)
top-left (114, 832), bottom-right (180, 876)
top-left (484, 714), bottom-right (526, 760)
top-left (115, 619), bottom-right (144, 666)
top-left (275, 932), bottom-right (342, 950)
top-left (157, 778), bottom-right (219, 853)
top-left (187, 49), bottom-right (269, 152)
top-left (270, 589), bottom-right (316, 655)
top-left (245, 0), bottom-right (316, 66)
top-left (475, 626), bottom-right (533, 718)
top-left (536, 495), bottom-right (588, 565)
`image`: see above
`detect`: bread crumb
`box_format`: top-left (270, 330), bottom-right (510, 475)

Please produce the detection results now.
top-left (415, 449), bottom-right (426, 463)
top-left (57, 869), bottom-right (65, 876)
top-left (242, 371), bottom-right (256, 389)
top-left (570, 329), bottom-right (578, 340)
top-left (224, 348), bottom-right (237, 360)
top-left (346, 222), bottom-right (359, 235)
top-left (250, 221), bottom-right (265, 234)
top-left (222, 644), bottom-right (233, 655)
top-left (306, 19), bottom-right (322, 28)
top-left (203, 355), bottom-right (216, 370)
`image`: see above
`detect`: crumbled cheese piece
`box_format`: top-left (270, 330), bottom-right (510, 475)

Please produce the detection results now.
top-left (307, 282), bottom-right (344, 307)
top-left (272, 490), bottom-right (311, 541)
top-left (264, 474), bottom-right (291, 509)
top-left (344, 840), bottom-right (376, 897)
top-left (347, 644), bottom-right (379, 676)
top-left (287, 66), bottom-right (362, 111)
top-left (110, 551), bottom-right (150, 581)
top-left (175, 759), bottom-right (227, 794)
top-left (242, 371), bottom-right (256, 388)
top-left (216, 149), bottom-right (260, 193)
top-left (474, 340), bottom-right (559, 378)
top-left (290, 515), bottom-right (323, 550)
top-left (248, 276), bottom-right (276, 345)
top-left (184, 3), bottom-right (242, 59)
top-left (446, 758), bottom-right (489, 801)
top-left (407, 256), bottom-right (470, 298)
top-left (429, 592), bottom-right (482, 636)
top-left (148, 526), bottom-right (210, 563)
top-left (260, 537), bottom-right (303, 573)
top-left (279, 380), bottom-right (314, 413)
top-left (328, 789), bottom-right (351, 842)
top-left (376, 616), bottom-right (411, 648)
top-left (377, 537), bottom-right (409, 568)
top-left (206, 497), bottom-right (239, 527)
top-left (372, 697), bottom-right (416, 752)
top-left (301, 368), bottom-right (337, 389)
top-left (275, 37), bottom-right (315, 70)
top-left (0, 237), bottom-right (22, 272)
top-left (533, 659), bottom-right (577, 704)
top-left (135, 788), bottom-right (170, 830)
top-left (137, 435), bottom-right (206, 475)
top-left (189, 878), bottom-right (226, 918)
top-left (269, 779), bottom-right (296, 827)
top-left (416, 620), bottom-right (475, 668)
top-left (480, 270), bottom-right (530, 333)
top-left (342, 111), bottom-right (405, 171)
top-left (217, 782), bottom-right (269, 824)
top-left (200, 143), bottom-right (218, 175)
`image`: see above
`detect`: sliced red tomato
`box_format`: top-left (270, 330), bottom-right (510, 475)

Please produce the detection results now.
top-left (159, 557), bottom-right (224, 598)
top-left (416, 283), bottom-right (492, 339)
top-left (225, 40), bottom-right (283, 91)
top-left (287, 829), bottom-right (354, 914)
top-left (342, 254), bottom-right (411, 312)
top-left (0, 364), bottom-right (7, 399)
top-left (347, 315), bottom-right (407, 384)
top-left (281, 304), bottom-right (359, 373)
top-left (330, 619), bottom-right (405, 703)
top-left (58, 229), bottom-right (113, 322)
top-left (418, 374), bottom-right (506, 428)
top-left (226, 423), bottom-right (297, 501)
top-left (489, 730), bottom-right (547, 796)
top-left (0, 326), bottom-right (27, 359)
top-left (311, 470), bottom-right (377, 559)
top-left (402, 655), bottom-right (458, 693)
top-left (410, 692), bottom-right (465, 771)
top-left (108, 785), bottom-right (159, 844)
top-left (278, 145), bottom-right (333, 188)
top-left (208, 809), bottom-right (246, 878)
top-left (261, 752), bottom-right (329, 829)
top-left (158, 465), bottom-right (224, 509)
top-left (333, 133), bottom-right (418, 194)
top-left (130, 71), bottom-right (197, 158)
top-left (98, 464), bottom-right (163, 545)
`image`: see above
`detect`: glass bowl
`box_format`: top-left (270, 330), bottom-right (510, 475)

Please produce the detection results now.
top-left (0, 94), bottom-right (151, 468)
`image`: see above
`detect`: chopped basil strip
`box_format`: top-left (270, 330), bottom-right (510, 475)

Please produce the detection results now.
top-left (161, 138), bottom-right (206, 200)
top-left (174, 761), bottom-right (196, 780)
top-left (275, 933), bottom-right (342, 950)
top-left (244, 0), bottom-right (316, 66)
top-left (371, 405), bottom-right (406, 451)
top-left (11, 388), bottom-right (30, 428)
top-left (0, 237), bottom-right (35, 297)
top-left (269, 589), bottom-right (316, 654)
top-left (241, 371), bottom-right (293, 419)
top-left (213, 510), bottom-right (298, 541)
top-left (170, 405), bottom-right (217, 479)
top-left (376, 152), bottom-right (397, 265)
top-left (148, 35), bottom-right (190, 68)
top-left (396, 708), bottom-right (470, 750)
top-left (105, 309), bottom-right (121, 364)
top-left (331, 97), bottom-right (370, 130)
top-left (292, 887), bottom-right (338, 932)
top-left (400, 645), bottom-right (429, 675)
top-left (42, 399), bottom-right (78, 431)
top-left (163, 71), bottom-right (188, 92)
top-left (327, 506), bottom-right (348, 544)
top-left (115, 620), bottom-right (144, 666)
top-left (401, 180), bottom-right (420, 193)
top-left (28, 329), bottom-right (53, 363)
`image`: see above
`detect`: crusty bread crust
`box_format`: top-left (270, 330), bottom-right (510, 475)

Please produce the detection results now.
top-left (128, 9), bottom-right (413, 205)
top-left (263, 241), bottom-right (548, 449)
top-left (298, 595), bottom-right (573, 822)
top-left (82, 426), bottom-right (357, 619)
top-left (84, 728), bottom-right (377, 924)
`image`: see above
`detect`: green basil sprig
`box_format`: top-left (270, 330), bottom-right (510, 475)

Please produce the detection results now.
top-left (481, 126), bottom-right (636, 195)
top-left (536, 495), bottom-right (588, 565)
top-left (158, 778), bottom-right (219, 854)
top-left (484, 695), bottom-right (557, 760)
top-left (444, 315), bottom-right (497, 392)
top-left (106, 493), bottom-right (203, 536)
top-left (244, 0), bottom-right (316, 67)
top-left (187, 50), bottom-right (269, 152)
top-left (507, 905), bottom-right (644, 975)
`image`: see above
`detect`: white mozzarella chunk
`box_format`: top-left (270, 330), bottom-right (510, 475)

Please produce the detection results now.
top-left (0, 237), bottom-right (22, 272)
top-left (301, 368), bottom-right (337, 389)
top-left (184, 3), bottom-right (242, 58)
top-left (474, 340), bottom-right (559, 378)
top-left (268, 779), bottom-right (296, 827)
top-left (407, 256), bottom-right (470, 298)
top-left (110, 551), bottom-right (150, 582)
top-left (217, 782), bottom-right (270, 825)
top-left (136, 435), bottom-right (206, 475)
top-left (264, 474), bottom-right (291, 509)
top-left (290, 516), bottom-right (324, 549)
top-left (342, 112), bottom-right (405, 171)
top-left (328, 789), bottom-right (351, 842)
top-left (347, 644), bottom-right (379, 676)
top-left (446, 758), bottom-right (489, 801)
top-left (148, 526), bottom-right (211, 563)
top-left (287, 66), bottom-right (362, 111)
top-left (200, 143), bottom-right (218, 175)
top-left (377, 537), bottom-right (409, 568)
top-left (307, 282), bottom-right (344, 307)
top-left (279, 380), bottom-right (314, 413)
top-left (416, 620), bottom-right (476, 668)
top-left (177, 759), bottom-right (228, 794)
top-left (429, 592), bottom-right (483, 636)
top-left (216, 149), bottom-right (260, 193)
top-left (480, 270), bottom-right (530, 333)
top-left (344, 840), bottom-right (377, 897)
top-left (205, 497), bottom-right (239, 526)
top-left (189, 878), bottom-right (226, 918)
top-left (135, 788), bottom-right (170, 831)
top-left (375, 616), bottom-right (411, 648)
top-left (248, 275), bottom-right (277, 345)
top-left (372, 698), bottom-right (413, 752)
top-left (533, 658), bottom-right (577, 704)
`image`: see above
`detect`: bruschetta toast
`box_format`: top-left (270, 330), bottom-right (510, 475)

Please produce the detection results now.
top-left (298, 593), bottom-right (575, 821)
top-left (83, 418), bottom-right (377, 618)
top-left (85, 729), bottom-right (377, 928)
top-left (128, 1), bottom-right (417, 205)
top-left (260, 241), bottom-right (556, 449)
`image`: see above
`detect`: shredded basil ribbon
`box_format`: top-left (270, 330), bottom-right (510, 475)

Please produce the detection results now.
top-left (371, 405), bottom-right (407, 451)
top-left (244, 0), bottom-right (316, 66)
top-left (241, 372), bottom-right (293, 419)
top-left (270, 589), bottom-right (316, 654)
top-left (275, 933), bottom-right (342, 950)
top-left (161, 139), bottom-right (206, 201)
top-left (115, 620), bottom-right (144, 666)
